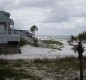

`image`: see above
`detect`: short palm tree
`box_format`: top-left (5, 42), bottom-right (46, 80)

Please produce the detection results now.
top-left (30, 25), bottom-right (38, 37)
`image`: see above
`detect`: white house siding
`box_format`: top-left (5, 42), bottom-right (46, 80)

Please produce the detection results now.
top-left (0, 24), bottom-right (5, 34)
top-left (0, 35), bottom-right (7, 43)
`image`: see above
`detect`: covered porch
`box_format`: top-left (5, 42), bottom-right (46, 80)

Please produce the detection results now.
top-left (0, 21), bottom-right (20, 44)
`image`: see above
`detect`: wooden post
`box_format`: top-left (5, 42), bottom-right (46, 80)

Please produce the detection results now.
top-left (79, 54), bottom-right (83, 80)
top-left (6, 22), bottom-right (8, 43)
top-left (4, 43), bottom-right (6, 61)
top-left (76, 41), bottom-right (84, 80)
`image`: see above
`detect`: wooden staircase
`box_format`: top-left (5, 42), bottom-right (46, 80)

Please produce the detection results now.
top-left (20, 33), bottom-right (34, 44)
top-left (20, 33), bottom-right (49, 48)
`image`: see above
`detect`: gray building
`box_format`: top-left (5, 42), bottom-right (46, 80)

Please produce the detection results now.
top-left (0, 11), bottom-right (20, 44)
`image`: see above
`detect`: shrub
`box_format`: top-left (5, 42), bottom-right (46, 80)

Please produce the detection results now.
top-left (13, 59), bottom-right (24, 67)
top-left (20, 37), bottom-right (27, 46)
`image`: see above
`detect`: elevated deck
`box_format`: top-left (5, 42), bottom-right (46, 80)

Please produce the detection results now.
top-left (0, 34), bottom-right (20, 43)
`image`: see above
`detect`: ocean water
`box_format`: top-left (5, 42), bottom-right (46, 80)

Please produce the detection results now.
top-left (36, 35), bottom-right (70, 41)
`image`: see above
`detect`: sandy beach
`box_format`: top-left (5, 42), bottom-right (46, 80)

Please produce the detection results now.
top-left (0, 40), bottom-right (86, 60)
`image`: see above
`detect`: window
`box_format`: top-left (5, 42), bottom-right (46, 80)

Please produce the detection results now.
top-left (0, 24), bottom-right (5, 33)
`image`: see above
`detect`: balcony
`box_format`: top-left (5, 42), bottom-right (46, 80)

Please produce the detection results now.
top-left (0, 34), bottom-right (20, 43)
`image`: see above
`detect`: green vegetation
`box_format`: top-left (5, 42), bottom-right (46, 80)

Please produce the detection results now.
top-left (70, 35), bottom-right (77, 41)
top-left (30, 25), bottom-right (38, 36)
top-left (70, 31), bottom-right (86, 41)
top-left (0, 59), bottom-right (41, 80)
top-left (32, 57), bottom-right (79, 70)
top-left (0, 66), bottom-right (17, 77)
top-left (41, 39), bottom-right (63, 50)
top-left (20, 37), bottom-right (33, 46)
top-left (78, 31), bottom-right (86, 41)
top-left (20, 37), bottom-right (27, 46)
top-left (0, 57), bottom-right (86, 79)
top-left (13, 59), bottom-right (24, 67)
top-left (33, 58), bottom-right (50, 64)
top-left (0, 57), bottom-right (86, 80)
top-left (42, 40), bottom-right (63, 45)
top-left (33, 38), bottom-right (38, 47)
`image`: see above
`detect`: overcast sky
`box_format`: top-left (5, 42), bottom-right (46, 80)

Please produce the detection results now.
top-left (0, 0), bottom-right (86, 35)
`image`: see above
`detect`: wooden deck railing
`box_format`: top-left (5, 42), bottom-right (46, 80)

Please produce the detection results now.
top-left (0, 34), bottom-right (20, 43)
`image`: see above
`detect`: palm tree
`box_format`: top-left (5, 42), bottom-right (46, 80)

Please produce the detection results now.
top-left (30, 27), bottom-right (34, 35)
top-left (30, 25), bottom-right (38, 37)
top-left (70, 35), bottom-right (77, 42)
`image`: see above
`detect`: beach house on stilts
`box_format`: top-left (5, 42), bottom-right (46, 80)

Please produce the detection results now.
top-left (0, 11), bottom-right (21, 54)
top-left (0, 11), bottom-right (20, 44)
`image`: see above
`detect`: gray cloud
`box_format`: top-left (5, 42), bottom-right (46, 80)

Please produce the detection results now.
top-left (43, 0), bottom-right (86, 22)
top-left (18, 0), bottom-right (56, 8)
top-left (0, 0), bottom-right (56, 10)
top-left (0, 0), bottom-right (86, 35)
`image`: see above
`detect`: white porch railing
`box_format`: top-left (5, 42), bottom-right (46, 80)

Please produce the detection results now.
top-left (8, 34), bottom-right (20, 41)
top-left (0, 34), bottom-right (20, 43)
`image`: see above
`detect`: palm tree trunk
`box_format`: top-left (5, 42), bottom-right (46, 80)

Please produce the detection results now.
top-left (79, 54), bottom-right (83, 80)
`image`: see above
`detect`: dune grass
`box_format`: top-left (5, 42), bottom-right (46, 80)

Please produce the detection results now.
top-left (41, 39), bottom-right (63, 50)
top-left (0, 57), bottom-right (86, 80)
top-left (42, 40), bottom-right (63, 45)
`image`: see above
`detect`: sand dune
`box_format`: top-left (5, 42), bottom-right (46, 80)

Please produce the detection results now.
top-left (0, 40), bottom-right (86, 59)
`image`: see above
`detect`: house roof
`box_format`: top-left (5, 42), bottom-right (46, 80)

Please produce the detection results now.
top-left (0, 11), bottom-right (12, 22)
top-left (0, 11), bottom-right (10, 17)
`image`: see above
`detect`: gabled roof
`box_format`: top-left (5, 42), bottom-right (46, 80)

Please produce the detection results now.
top-left (0, 11), bottom-right (10, 17)
top-left (0, 11), bottom-right (12, 22)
